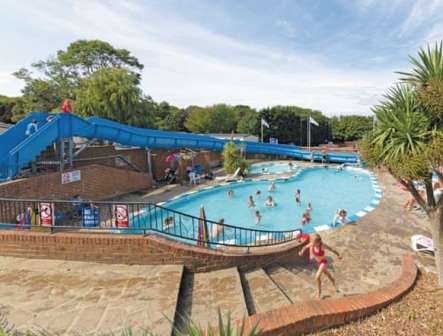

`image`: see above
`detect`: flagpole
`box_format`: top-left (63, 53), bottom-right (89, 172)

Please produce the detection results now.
top-left (261, 122), bottom-right (263, 143)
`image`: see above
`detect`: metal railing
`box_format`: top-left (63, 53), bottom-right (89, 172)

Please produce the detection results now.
top-left (0, 198), bottom-right (302, 248)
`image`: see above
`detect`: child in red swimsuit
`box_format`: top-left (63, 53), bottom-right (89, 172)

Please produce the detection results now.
top-left (299, 234), bottom-right (341, 299)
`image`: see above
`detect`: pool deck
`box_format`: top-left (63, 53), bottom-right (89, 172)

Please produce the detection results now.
top-left (0, 162), bottom-right (436, 334)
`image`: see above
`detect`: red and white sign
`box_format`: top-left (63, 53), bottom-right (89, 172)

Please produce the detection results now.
top-left (61, 170), bottom-right (81, 184)
top-left (114, 204), bottom-right (129, 228)
top-left (39, 202), bottom-right (54, 227)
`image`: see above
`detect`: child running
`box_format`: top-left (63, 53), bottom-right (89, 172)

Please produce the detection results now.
top-left (299, 234), bottom-right (341, 299)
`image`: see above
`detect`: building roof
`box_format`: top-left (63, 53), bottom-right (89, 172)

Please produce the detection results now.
top-left (205, 133), bottom-right (259, 142)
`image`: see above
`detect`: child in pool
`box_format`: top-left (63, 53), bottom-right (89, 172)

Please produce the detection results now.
top-left (265, 196), bottom-right (276, 207)
top-left (255, 210), bottom-right (262, 224)
top-left (248, 195), bottom-right (255, 208)
top-left (301, 211), bottom-right (311, 225)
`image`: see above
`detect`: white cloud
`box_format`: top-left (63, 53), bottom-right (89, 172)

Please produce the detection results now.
top-left (0, 0), bottom-right (399, 115)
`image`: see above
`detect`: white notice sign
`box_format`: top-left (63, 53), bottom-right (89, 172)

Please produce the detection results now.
top-left (61, 170), bottom-right (81, 184)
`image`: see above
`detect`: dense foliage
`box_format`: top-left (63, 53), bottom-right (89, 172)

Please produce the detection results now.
top-left (0, 95), bottom-right (18, 123)
top-left (4, 39), bottom-right (371, 144)
top-left (331, 115), bottom-right (373, 142)
top-left (361, 41), bottom-right (443, 285)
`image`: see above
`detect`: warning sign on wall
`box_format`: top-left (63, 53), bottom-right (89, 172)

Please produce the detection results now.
top-left (61, 170), bottom-right (81, 184)
top-left (113, 204), bottom-right (129, 228)
top-left (39, 202), bottom-right (54, 227)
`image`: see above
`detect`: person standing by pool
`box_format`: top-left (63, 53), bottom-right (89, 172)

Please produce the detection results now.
top-left (255, 210), bottom-right (262, 224)
top-left (248, 196), bottom-right (255, 208)
top-left (25, 119), bottom-right (38, 137)
top-left (268, 182), bottom-right (276, 192)
top-left (298, 234), bottom-right (341, 299)
top-left (295, 189), bottom-right (301, 206)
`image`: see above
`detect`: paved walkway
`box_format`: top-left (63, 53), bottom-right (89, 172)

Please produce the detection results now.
top-left (0, 163), bottom-right (436, 334)
top-left (0, 258), bottom-right (183, 335)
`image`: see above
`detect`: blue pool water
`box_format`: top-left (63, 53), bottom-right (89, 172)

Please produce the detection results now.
top-left (162, 167), bottom-right (375, 235)
top-left (249, 162), bottom-right (297, 175)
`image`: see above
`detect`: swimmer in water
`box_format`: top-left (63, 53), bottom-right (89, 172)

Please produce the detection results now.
top-left (255, 210), bottom-right (262, 224)
top-left (256, 190), bottom-right (261, 197)
top-left (268, 182), bottom-right (276, 192)
top-left (300, 211), bottom-right (311, 225)
top-left (307, 202), bottom-right (313, 212)
top-left (295, 189), bottom-right (301, 206)
top-left (227, 189), bottom-right (234, 198)
top-left (248, 195), bottom-right (255, 208)
top-left (265, 196), bottom-right (276, 207)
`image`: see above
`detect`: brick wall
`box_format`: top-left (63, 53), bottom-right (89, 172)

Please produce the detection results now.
top-left (0, 164), bottom-right (152, 200)
top-left (0, 230), bottom-right (308, 272)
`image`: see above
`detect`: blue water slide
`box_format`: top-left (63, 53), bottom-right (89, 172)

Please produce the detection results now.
top-left (0, 113), bottom-right (48, 163)
top-left (1, 112), bottom-right (359, 180)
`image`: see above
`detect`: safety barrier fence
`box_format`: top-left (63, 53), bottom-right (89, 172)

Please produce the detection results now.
top-left (0, 198), bottom-right (302, 248)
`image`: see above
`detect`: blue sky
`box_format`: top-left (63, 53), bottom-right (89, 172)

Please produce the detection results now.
top-left (0, 0), bottom-right (442, 115)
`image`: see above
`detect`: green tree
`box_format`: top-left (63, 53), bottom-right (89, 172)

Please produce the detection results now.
top-left (258, 106), bottom-right (329, 145)
top-left (75, 68), bottom-right (148, 127)
top-left (398, 41), bottom-right (443, 126)
top-left (56, 39), bottom-right (143, 78)
top-left (235, 106), bottom-right (258, 134)
top-left (362, 42), bottom-right (443, 285)
top-left (331, 115), bottom-right (374, 142)
top-left (185, 104), bottom-right (238, 133)
top-left (12, 39), bottom-right (144, 121)
top-left (0, 95), bottom-right (18, 123)
top-left (222, 142), bottom-right (248, 174)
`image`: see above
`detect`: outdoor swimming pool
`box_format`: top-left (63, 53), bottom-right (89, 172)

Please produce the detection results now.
top-left (160, 167), bottom-right (380, 239)
top-left (249, 161), bottom-right (297, 175)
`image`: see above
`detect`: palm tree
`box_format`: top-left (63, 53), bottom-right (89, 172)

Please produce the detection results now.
top-left (363, 43), bottom-right (443, 286)
top-left (397, 41), bottom-right (443, 125)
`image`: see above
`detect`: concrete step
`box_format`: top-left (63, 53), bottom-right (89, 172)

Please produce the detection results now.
top-left (242, 268), bottom-right (291, 314)
top-left (183, 267), bottom-right (248, 328)
top-left (285, 263), bottom-right (343, 300)
top-left (266, 264), bottom-right (317, 302)
top-left (0, 257), bottom-right (184, 336)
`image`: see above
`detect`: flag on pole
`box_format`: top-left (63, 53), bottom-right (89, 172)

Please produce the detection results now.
top-left (261, 118), bottom-right (269, 128)
top-left (309, 116), bottom-right (319, 127)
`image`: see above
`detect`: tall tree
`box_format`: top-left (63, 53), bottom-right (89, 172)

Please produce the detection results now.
top-left (0, 95), bottom-right (18, 123)
top-left (185, 104), bottom-right (238, 133)
top-left (331, 115), bottom-right (374, 142)
top-left (75, 68), bottom-right (148, 127)
top-left (12, 39), bottom-right (144, 120)
top-left (361, 42), bottom-right (443, 285)
top-left (56, 39), bottom-right (144, 78)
